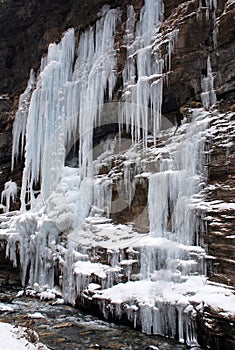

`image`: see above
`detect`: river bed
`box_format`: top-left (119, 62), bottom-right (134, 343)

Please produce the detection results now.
top-left (0, 287), bottom-right (197, 350)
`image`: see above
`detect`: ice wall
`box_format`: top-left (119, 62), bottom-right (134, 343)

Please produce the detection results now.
top-left (148, 111), bottom-right (209, 245)
top-left (119, 0), bottom-right (164, 148)
top-left (142, 109), bottom-right (210, 284)
top-left (20, 29), bottom-right (75, 210)
top-left (12, 6), bottom-right (120, 211)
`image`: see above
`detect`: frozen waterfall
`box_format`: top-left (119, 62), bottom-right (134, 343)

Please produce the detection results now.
top-left (119, 0), bottom-right (164, 148)
top-left (12, 6), bottom-right (120, 211)
top-left (1, 1), bottom-right (234, 348)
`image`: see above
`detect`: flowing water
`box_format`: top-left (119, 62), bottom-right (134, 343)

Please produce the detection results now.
top-left (0, 288), bottom-right (190, 350)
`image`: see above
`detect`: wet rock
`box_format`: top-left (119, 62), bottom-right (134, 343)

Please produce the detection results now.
top-left (204, 114), bottom-right (235, 287)
top-left (0, 293), bottom-right (14, 303)
top-left (0, 242), bottom-right (21, 288)
top-left (53, 322), bottom-right (75, 328)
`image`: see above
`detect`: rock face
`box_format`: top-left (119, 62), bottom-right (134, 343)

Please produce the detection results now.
top-left (162, 0), bottom-right (235, 115)
top-left (205, 113), bottom-right (235, 287)
top-left (0, 241), bottom-right (21, 288)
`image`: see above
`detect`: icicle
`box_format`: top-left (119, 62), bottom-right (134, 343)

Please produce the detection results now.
top-left (11, 69), bottom-right (35, 170)
top-left (1, 181), bottom-right (17, 212)
top-left (20, 28), bottom-right (75, 210)
top-left (93, 177), bottom-right (112, 217)
top-left (197, 0), bottom-right (218, 48)
top-left (148, 112), bottom-right (209, 246)
top-left (75, 7), bottom-right (120, 179)
top-left (119, 0), bottom-right (164, 148)
top-left (14, 6), bottom-right (120, 210)
top-left (166, 29), bottom-right (179, 72)
top-left (148, 173), bottom-right (168, 237)
top-left (201, 55), bottom-right (217, 110)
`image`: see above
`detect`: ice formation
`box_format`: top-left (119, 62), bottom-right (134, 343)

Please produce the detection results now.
top-left (201, 55), bottom-right (217, 110)
top-left (119, 0), bottom-right (164, 148)
top-left (197, 0), bottom-right (218, 48)
top-left (1, 181), bottom-right (17, 212)
top-left (11, 69), bottom-right (35, 170)
top-left (0, 0), bottom-right (234, 348)
top-left (15, 6), bottom-right (120, 210)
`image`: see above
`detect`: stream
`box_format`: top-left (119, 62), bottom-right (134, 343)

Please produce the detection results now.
top-left (0, 287), bottom-right (194, 350)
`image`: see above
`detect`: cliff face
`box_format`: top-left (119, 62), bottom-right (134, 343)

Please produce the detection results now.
top-left (1, 0), bottom-right (234, 193)
top-left (163, 0), bottom-right (235, 114)
top-left (0, 0), bottom-right (235, 347)
top-left (160, 0), bottom-right (235, 289)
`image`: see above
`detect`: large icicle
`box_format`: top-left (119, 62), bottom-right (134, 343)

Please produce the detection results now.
top-left (72, 6), bottom-right (120, 179)
top-left (119, 0), bottom-right (164, 148)
top-left (201, 55), bottom-right (217, 110)
top-left (12, 6), bottom-right (120, 210)
top-left (11, 69), bottom-right (35, 170)
top-left (148, 110), bottom-right (209, 245)
top-left (20, 28), bottom-right (75, 210)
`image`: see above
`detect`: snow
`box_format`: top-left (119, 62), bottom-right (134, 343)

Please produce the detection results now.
top-left (70, 220), bottom-right (142, 249)
top-left (93, 276), bottom-right (235, 315)
top-left (16, 290), bottom-right (24, 298)
top-left (92, 275), bottom-right (235, 344)
top-left (0, 303), bottom-right (14, 312)
top-left (0, 322), bottom-right (49, 350)
top-left (27, 312), bottom-right (45, 319)
top-left (40, 290), bottom-right (56, 301)
top-left (0, 94), bottom-right (9, 100)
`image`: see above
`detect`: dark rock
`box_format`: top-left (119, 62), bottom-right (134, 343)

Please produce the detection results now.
top-left (0, 242), bottom-right (21, 288)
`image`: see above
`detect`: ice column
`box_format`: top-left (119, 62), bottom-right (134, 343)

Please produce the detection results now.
top-left (201, 55), bottom-right (217, 110)
top-left (72, 6), bottom-right (120, 179)
top-left (20, 28), bottom-right (75, 209)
